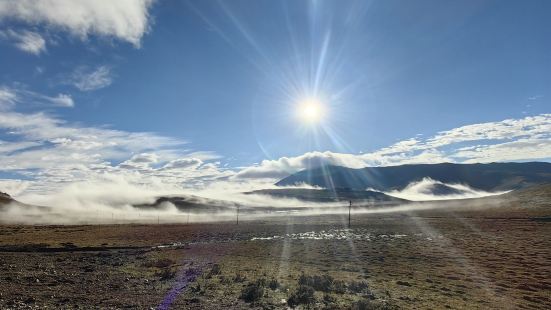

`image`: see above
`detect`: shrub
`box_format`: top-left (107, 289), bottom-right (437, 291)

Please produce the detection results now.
top-left (287, 285), bottom-right (316, 308)
top-left (298, 273), bottom-right (335, 292)
top-left (313, 275), bottom-right (334, 292)
top-left (206, 264), bottom-right (221, 278)
top-left (255, 277), bottom-right (267, 287)
top-left (351, 299), bottom-right (399, 310)
top-left (323, 293), bottom-right (336, 304)
top-left (333, 280), bottom-right (347, 294)
top-left (348, 280), bottom-right (370, 294)
top-left (351, 299), bottom-right (372, 310)
top-left (298, 273), bottom-right (311, 286)
top-left (268, 278), bottom-right (280, 290)
top-left (157, 267), bottom-right (176, 281)
top-left (240, 282), bottom-right (264, 303)
top-left (233, 273), bottom-right (247, 283)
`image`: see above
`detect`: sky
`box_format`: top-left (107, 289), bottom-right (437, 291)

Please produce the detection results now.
top-left (0, 0), bottom-right (549, 197)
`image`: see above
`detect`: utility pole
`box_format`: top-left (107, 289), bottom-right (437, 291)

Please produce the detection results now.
top-left (348, 200), bottom-right (352, 227)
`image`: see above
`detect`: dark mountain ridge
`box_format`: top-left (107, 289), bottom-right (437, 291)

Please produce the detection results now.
top-left (275, 162), bottom-right (551, 192)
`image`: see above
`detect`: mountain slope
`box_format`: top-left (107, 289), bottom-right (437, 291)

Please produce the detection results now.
top-left (134, 195), bottom-right (239, 213)
top-left (276, 162), bottom-right (551, 191)
top-left (0, 191), bottom-right (14, 206)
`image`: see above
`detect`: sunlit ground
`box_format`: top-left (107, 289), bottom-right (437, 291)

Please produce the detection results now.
top-left (1, 189), bottom-right (550, 309)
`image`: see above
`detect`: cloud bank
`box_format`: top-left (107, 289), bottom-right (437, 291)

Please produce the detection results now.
top-left (0, 84), bottom-right (549, 212)
top-left (383, 178), bottom-right (508, 201)
top-left (0, 0), bottom-right (156, 48)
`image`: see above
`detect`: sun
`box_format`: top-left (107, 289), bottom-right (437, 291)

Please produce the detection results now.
top-left (297, 97), bottom-right (325, 124)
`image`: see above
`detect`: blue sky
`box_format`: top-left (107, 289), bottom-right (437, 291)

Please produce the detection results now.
top-left (0, 0), bottom-right (549, 196)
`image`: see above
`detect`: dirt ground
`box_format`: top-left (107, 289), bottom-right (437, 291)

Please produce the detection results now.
top-left (0, 195), bottom-right (550, 309)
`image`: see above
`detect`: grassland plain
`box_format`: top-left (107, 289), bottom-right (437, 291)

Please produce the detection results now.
top-left (0, 186), bottom-right (550, 309)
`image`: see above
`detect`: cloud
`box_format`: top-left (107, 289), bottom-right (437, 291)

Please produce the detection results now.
top-left (162, 158), bottom-right (203, 170)
top-left (0, 0), bottom-right (156, 47)
top-left (0, 179), bottom-right (30, 196)
top-left (234, 151), bottom-right (367, 180)
top-left (119, 153), bottom-right (159, 170)
top-left (47, 93), bottom-right (74, 107)
top-left (0, 85), bottom-right (74, 108)
top-left (383, 178), bottom-right (507, 201)
top-left (454, 138), bottom-right (551, 163)
top-left (0, 83), bottom-right (549, 202)
top-left (0, 86), bottom-right (17, 109)
top-left (235, 114), bottom-right (551, 180)
top-left (0, 29), bottom-right (46, 55)
top-left (0, 88), bottom-right (233, 195)
top-left (71, 66), bottom-right (113, 91)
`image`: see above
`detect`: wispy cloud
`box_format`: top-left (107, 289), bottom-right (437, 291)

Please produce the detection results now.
top-left (0, 86), bottom-right (18, 109)
top-left (0, 85), bottom-right (74, 108)
top-left (528, 95), bottom-right (543, 101)
top-left (71, 66), bottom-right (113, 91)
top-left (0, 29), bottom-right (46, 55)
top-left (46, 93), bottom-right (74, 107)
top-left (0, 0), bottom-right (156, 47)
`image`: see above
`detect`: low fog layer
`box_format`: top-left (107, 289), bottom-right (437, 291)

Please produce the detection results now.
top-left (0, 177), bottom-right (509, 225)
top-left (383, 178), bottom-right (508, 201)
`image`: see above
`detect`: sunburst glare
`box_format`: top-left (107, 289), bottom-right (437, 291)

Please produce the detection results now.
top-left (297, 97), bottom-right (325, 124)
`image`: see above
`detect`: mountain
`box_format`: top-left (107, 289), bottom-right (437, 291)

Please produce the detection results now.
top-left (0, 191), bottom-right (14, 205)
top-left (416, 183), bottom-right (468, 196)
top-left (134, 195), bottom-right (239, 213)
top-left (275, 162), bottom-right (551, 192)
top-left (247, 188), bottom-right (407, 203)
top-left (0, 191), bottom-right (46, 211)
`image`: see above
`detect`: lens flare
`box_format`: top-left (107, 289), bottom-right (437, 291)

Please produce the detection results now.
top-left (297, 97), bottom-right (325, 123)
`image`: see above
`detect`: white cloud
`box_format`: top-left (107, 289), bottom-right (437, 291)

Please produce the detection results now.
top-left (71, 66), bottom-right (113, 91)
top-left (0, 29), bottom-right (46, 54)
top-left (162, 158), bottom-right (203, 170)
top-left (47, 93), bottom-right (74, 107)
top-left (426, 114), bottom-right (551, 148)
top-left (235, 114), bottom-right (551, 180)
top-left (0, 0), bottom-right (156, 47)
top-left (0, 84), bottom-right (549, 200)
top-left (384, 178), bottom-right (507, 201)
top-left (119, 153), bottom-right (159, 170)
top-left (0, 85), bottom-right (74, 108)
top-left (454, 138), bottom-right (551, 163)
top-left (0, 91), bottom-right (232, 195)
top-left (0, 86), bottom-right (17, 109)
top-left (0, 179), bottom-right (30, 196)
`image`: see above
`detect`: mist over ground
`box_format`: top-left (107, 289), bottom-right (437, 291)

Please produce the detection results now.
top-left (0, 175), bottom-right (510, 225)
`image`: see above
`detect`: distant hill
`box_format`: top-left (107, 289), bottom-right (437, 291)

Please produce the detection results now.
top-left (0, 191), bottom-right (45, 211)
top-left (0, 191), bottom-right (14, 205)
top-left (247, 188), bottom-right (407, 203)
top-left (416, 183), bottom-right (468, 196)
top-left (134, 195), bottom-right (239, 213)
top-left (275, 162), bottom-right (551, 192)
